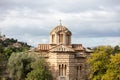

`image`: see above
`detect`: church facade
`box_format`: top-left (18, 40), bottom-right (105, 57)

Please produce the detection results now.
top-left (37, 24), bottom-right (90, 80)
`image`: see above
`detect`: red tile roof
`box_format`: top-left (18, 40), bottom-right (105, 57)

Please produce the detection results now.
top-left (37, 44), bottom-right (84, 52)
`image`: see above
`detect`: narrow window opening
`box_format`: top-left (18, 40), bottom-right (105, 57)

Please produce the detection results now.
top-left (59, 65), bottom-right (61, 76)
top-left (62, 64), bottom-right (63, 76)
top-left (59, 34), bottom-right (63, 43)
top-left (65, 65), bottom-right (67, 76)
top-left (80, 66), bottom-right (82, 71)
top-left (52, 34), bottom-right (55, 43)
top-left (67, 35), bottom-right (70, 45)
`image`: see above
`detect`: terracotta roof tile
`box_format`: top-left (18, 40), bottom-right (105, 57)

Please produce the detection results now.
top-left (38, 44), bottom-right (50, 51)
top-left (72, 44), bottom-right (84, 51)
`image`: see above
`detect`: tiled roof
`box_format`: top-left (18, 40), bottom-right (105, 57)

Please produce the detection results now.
top-left (38, 44), bottom-right (50, 51)
top-left (72, 44), bottom-right (84, 51)
top-left (37, 44), bottom-right (84, 52)
top-left (50, 25), bottom-right (71, 34)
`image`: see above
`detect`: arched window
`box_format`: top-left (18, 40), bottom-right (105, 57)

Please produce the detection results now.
top-left (59, 34), bottom-right (63, 43)
top-left (62, 64), bottom-right (64, 76)
top-left (67, 35), bottom-right (70, 44)
top-left (52, 34), bottom-right (55, 43)
top-left (59, 65), bottom-right (61, 76)
top-left (65, 65), bottom-right (67, 76)
top-left (80, 65), bottom-right (82, 71)
top-left (76, 66), bottom-right (79, 77)
top-left (59, 64), bottom-right (67, 76)
top-left (76, 65), bottom-right (82, 79)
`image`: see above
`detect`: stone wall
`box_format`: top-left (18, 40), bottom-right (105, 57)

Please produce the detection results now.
top-left (47, 52), bottom-right (88, 80)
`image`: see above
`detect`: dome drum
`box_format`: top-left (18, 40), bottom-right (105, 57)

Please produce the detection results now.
top-left (50, 25), bottom-right (72, 45)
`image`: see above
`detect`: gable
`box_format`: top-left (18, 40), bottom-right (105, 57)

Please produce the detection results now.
top-left (50, 45), bottom-right (75, 52)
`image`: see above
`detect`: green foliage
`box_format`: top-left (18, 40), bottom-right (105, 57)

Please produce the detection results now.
top-left (25, 58), bottom-right (53, 80)
top-left (7, 52), bottom-right (36, 80)
top-left (87, 46), bottom-right (110, 80)
top-left (87, 46), bottom-right (120, 80)
top-left (0, 38), bottom-right (30, 55)
top-left (0, 43), bottom-right (4, 53)
top-left (1, 38), bottom-right (17, 47)
top-left (0, 53), bottom-right (7, 75)
top-left (0, 77), bottom-right (7, 80)
top-left (113, 45), bottom-right (120, 54)
top-left (102, 53), bottom-right (120, 80)
top-left (8, 52), bottom-right (53, 80)
top-left (3, 46), bottom-right (29, 59)
top-left (0, 37), bottom-right (30, 79)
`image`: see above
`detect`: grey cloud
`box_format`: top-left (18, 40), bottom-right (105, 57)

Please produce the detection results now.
top-left (0, 0), bottom-right (52, 14)
top-left (71, 28), bottom-right (120, 38)
top-left (0, 0), bottom-right (120, 47)
top-left (0, 0), bottom-right (120, 13)
top-left (3, 26), bottom-right (49, 37)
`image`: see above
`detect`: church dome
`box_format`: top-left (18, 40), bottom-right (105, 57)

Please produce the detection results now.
top-left (50, 24), bottom-right (72, 45)
top-left (50, 25), bottom-right (71, 35)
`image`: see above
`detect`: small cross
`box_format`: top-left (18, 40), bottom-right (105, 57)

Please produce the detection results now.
top-left (59, 19), bottom-right (62, 25)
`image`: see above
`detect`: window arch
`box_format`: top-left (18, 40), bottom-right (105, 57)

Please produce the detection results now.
top-left (76, 64), bottom-right (83, 79)
top-left (66, 34), bottom-right (70, 44)
top-left (52, 34), bottom-right (55, 43)
top-left (59, 34), bottom-right (63, 43)
top-left (59, 64), bottom-right (67, 76)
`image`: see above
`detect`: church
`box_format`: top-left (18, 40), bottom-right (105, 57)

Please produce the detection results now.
top-left (36, 23), bottom-right (91, 80)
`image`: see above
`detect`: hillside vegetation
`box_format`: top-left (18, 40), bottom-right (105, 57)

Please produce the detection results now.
top-left (0, 37), bottom-right (31, 79)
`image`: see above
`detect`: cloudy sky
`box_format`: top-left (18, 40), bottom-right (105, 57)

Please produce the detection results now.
top-left (0, 0), bottom-right (120, 47)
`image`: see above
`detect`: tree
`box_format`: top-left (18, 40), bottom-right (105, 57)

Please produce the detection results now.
top-left (102, 53), bottom-right (120, 80)
top-left (25, 58), bottom-right (53, 80)
top-left (113, 45), bottom-right (120, 54)
top-left (0, 37), bottom-right (31, 79)
top-left (87, 46), bottom-right (113, 80)
top-left (0, 53), bottom-right (7, 75)
top-left (87, 46), bottom-right (120, 80)
top-left (7, 52), bottom-right (36, 80)
top-left (0, 43), bottom-right (4, 53)
top-left (7, 52), bottom-right (53, 80)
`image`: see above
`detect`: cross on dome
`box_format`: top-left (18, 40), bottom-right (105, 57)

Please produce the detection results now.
top-left (59, 19), bottom-right (62, 25)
